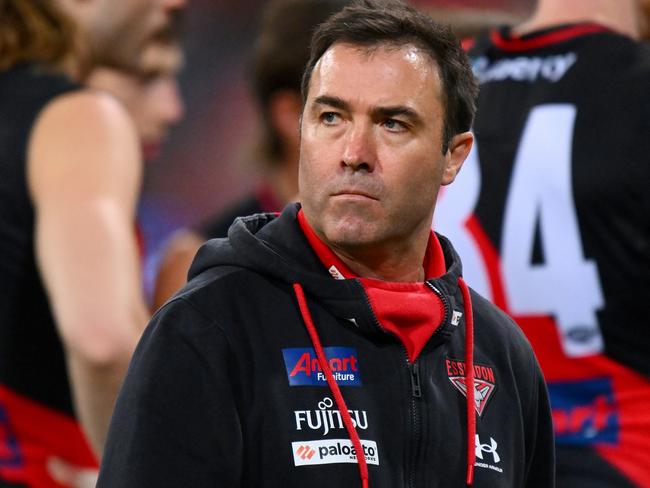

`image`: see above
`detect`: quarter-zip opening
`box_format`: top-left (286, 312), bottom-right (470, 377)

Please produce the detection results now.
top-left (360, 280), bottom-right (451, 488)
top-left (408, 358), bottom-right (422, 488)
top-left (425, 281), bottom-right (450, 327)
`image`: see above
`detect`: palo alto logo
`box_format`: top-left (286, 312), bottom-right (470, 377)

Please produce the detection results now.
top-left (291, 439), bottom-right (379, 467)
top-left (295, 445), bottom-right (316, 461)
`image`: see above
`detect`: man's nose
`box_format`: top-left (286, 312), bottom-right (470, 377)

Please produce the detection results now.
top-left (341, 121), bottom-right (377, 172)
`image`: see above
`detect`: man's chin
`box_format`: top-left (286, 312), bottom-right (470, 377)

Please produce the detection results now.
top-left (323, 218), bottom-right (380, 249)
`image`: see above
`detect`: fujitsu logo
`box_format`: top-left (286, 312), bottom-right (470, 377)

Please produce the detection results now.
top-left (294, 397), bottom-right (369, 436)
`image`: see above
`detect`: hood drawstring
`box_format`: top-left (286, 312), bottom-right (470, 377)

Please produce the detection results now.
top-left (458, 277), bottom-right (476, 486)
top-left (294, 279), bottom-right (475, 488)
top-left (293, 283), bottom-right (370, 488)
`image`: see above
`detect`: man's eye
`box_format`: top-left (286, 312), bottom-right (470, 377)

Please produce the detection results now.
top-left (383, 119), bottom-right (407, 132)
top-left (321, 112), bottom-right (340, 124)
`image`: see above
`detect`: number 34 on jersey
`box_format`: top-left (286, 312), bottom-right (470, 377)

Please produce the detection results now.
top-left (435, 104), bottom-right (604, 358)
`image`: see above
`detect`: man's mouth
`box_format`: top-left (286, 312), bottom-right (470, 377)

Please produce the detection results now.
top-left (332, 189), bottom-right (379, 200)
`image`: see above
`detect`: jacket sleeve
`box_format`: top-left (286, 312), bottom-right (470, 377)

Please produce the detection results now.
top-left (97, 297), bottom-right (242, 487)
top-left (524, 353), bottom-right (556, 488)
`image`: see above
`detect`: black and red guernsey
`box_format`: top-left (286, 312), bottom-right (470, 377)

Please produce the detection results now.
top-left (0, 63), bottom-right (98, 487)
top-left (436, 23), bottom-right (650, 487)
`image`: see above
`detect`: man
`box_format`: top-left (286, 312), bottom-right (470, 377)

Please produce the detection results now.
top-left (152, 0), bottom-right (349, 309)
top-left (434, 0), bottom-right (650, 486)
top-left (0, 1), bottom-right (183, 486)
top-left (88, 43), bottom-right (185, 162)
top-left (44, 42), bottom-right (185, 488)
top-left (98, 1), bottom-right (554, 486)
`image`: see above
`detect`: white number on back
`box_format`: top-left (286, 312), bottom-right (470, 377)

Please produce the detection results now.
top-left (435, 104), bottom-right (604, 357)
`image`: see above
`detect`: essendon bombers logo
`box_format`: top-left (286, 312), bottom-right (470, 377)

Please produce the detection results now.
top-left (446, 358), bottom-right (497, 417)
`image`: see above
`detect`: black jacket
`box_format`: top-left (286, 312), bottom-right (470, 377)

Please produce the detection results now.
top-left (98, 204), bottom-right (554, 487)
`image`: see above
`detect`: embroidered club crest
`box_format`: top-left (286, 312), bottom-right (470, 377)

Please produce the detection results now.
top-left (446, 358), bottom-right (497, 417)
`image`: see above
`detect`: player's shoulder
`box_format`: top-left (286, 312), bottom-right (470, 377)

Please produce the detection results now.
top-left (35, 88), bottom-right (134, 135)
top-left (28, 87), bottom-right (141, 198)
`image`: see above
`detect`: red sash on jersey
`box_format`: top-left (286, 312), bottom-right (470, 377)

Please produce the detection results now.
top-left (465, 216), bottom-right (650, 487)
top-left (0, 385), bottom-right (97, 487)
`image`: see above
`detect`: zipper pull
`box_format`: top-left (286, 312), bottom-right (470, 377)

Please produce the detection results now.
top-left (409, 363), bottom-right (422, 398)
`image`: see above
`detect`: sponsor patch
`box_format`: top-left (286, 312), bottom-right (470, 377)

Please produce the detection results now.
top-left (328, 266), bottom-right (346, 280)
top-left (294, 396), bottom-right (369, 436)
top-left (292, 439), bottom-right (379, 466)
top-left (451, 310), bottom-right (463, 326)
top-left (549, 377), bottom-right (619, 445)
top-left (474, 434), bottom-right (503, 474)
top-left (446, 358), bottom-right (497, 416)
top-left (472, 52), bottom-right (577, 84)
top-left (283, 347), bottom-right (361, 387)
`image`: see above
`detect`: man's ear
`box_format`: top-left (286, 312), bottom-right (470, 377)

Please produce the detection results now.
top-left (441, 131), bottom-right (473, 186)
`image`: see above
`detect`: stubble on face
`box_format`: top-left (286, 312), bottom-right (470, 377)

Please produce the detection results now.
top-left (298, 43), bottom-right (448, 262)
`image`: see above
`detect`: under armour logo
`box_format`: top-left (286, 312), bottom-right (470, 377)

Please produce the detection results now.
top-left (475, 434), bottom-right (500, 463)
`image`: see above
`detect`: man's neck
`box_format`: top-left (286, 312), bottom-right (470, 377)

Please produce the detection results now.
top-left (327, 220), bottom-right (433, 282)
top-left (331, 244), bottom-right (427, 282)
top-left (515, 0), bottom-right (641, 40)
top-left (297, 209), bottom-right (439, 283)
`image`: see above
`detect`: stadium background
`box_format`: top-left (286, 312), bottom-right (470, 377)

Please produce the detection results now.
top-left (139, 0), bottom-right (534, 292)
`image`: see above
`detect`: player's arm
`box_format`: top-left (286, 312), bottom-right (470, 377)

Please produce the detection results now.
top-left (27, 90), bottom-right (150, 457)
top-left (152, 229), bottom-right (204, 309)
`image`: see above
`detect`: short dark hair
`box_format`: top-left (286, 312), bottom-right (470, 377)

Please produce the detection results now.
top-left (301, 0), bottom-right (478, 152)
top-left (253, 0), bottom-right (350, 164)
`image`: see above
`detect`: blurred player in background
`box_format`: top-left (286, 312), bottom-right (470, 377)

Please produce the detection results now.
top-left (435, 0), bottom-right (650, 486)
top-left (46, 43), bottom-right (185, 488)
top-left (88, 42), bottom-right (184, 163)
top-left (152, 0), bottom-right (350, 309)
top-left (0, 0), bottom-right (183, 486)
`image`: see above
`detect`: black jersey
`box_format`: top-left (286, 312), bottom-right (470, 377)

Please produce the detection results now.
top-left (0, 64), bottom-right (97, 486)
top-left (435, 24), bottom-right (650, 487)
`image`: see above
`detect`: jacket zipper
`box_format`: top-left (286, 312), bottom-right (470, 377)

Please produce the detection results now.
top-left (408, 360), bottom-right (421, 488)
top-left (425, 281), bottom-right (450, 327)
top-left (358, 280), bottom-right (451, 487)
top-left (409, 282), bottom-right (450, 488)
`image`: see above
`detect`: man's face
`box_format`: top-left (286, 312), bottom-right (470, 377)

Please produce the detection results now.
top-left (88, 0), bottom-right (184, 71)
top-left (299, 42), bottom-right (468, 252)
